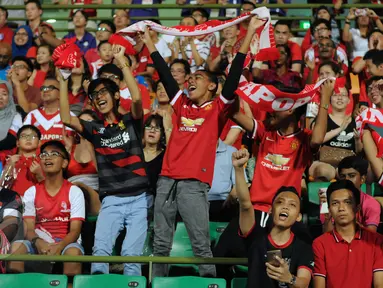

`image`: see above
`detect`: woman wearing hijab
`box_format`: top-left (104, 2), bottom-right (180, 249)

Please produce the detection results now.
top-left (11, 26), bottom-right (34, 59)
top-left (0, 81), bottom-right (23, 151)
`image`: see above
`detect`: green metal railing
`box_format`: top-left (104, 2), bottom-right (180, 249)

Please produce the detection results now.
top-left (0, 254), bottom-right (248, 282)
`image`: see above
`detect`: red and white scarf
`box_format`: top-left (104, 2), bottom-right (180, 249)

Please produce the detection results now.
top-left (356, 108), bottom-right (383, 157)
top-left (118, 7), bottom-right (276, 61)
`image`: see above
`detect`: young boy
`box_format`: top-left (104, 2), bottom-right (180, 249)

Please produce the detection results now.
top-left (90, 41), bottom-right (113, 80)
top-left (0, 125), bottom-right (44, 197)
top-left (60, 45), bottom-right (151, 276)
top-left (320, 156), bottom-right (381, 233)
top-left (233, 148), bottom-right (313, 288)
top-left (143, 16), bottom-right (264, 277)
top-left (9, 140), bottom-right (85, 285)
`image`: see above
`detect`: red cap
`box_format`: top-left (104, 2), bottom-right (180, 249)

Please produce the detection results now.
top-left (0, 83), bottom-right (9, 93)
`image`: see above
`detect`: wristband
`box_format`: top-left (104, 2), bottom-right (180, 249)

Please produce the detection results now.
top-left (320, 104), bottom-right (329, 110)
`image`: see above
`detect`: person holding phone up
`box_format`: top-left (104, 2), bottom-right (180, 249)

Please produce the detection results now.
top-left (233, 149), bottom-right (314, 288)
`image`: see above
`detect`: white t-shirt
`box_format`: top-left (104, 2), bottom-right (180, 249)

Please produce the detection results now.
top-left (179, 39), bottom-right (210, 73)
top-left (155, 38), bottom-right (172, 60)
top-left (350, 28), bottom-right (369, 60)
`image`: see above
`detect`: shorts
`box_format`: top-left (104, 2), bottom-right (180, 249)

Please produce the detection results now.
top-left (14, 240), bottom-right (84, 255)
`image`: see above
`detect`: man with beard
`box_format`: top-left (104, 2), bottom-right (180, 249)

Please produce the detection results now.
top-left (252, 44), bottom-right (303, 90)
top-left (233, 148), bottom-right (313, 288)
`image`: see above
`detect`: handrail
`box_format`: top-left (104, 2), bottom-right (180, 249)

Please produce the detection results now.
top-left (2, 3), bottom-right (383, 9)
top-left (0, 254), bottom-right (248, 265)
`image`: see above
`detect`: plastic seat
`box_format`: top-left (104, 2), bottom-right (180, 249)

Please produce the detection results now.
top-left (0, 273), bottom-right (67, 288)
top-left (231, 277), bottom-right (248, 288)
top-left (73, 275), bottom-right (146, 288)
top-left (152, 276), bottom-right (226, 288)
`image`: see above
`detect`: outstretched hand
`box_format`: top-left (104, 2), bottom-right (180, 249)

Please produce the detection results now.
top-left (232, 149), bottom-right (249, 168)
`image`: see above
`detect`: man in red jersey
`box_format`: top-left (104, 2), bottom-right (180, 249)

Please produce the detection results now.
top-left (9, 140), bottom-right (85, 287)
top-left (313, 180), bottom-right (383, 288)
top-left (232, 80), bottom-right (333, 228)
top-left (143, 16), bottom-right (264, 277)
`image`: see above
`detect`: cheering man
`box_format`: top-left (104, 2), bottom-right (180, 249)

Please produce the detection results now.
top-left (142, 16), bottom-right (265, 277)
top-left (60, 45), bottom-right (151, 276)
top-left (233, 148), bottom-right (313, 288)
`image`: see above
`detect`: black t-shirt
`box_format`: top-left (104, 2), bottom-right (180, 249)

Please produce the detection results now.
top-left (0, 188), bottom-right (23, 224)
top-left (145, 150), bottom-right (165, 195)
top-left (322, 115), bottom-right (356, 152)
top-left (244, 224), bottom-right (314, 288)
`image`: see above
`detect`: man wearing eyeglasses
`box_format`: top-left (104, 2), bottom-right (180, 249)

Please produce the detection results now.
top-left (23, 77), bottom-right (75, 145)
top-left (85, 20), bottom-right (116, 65)
top-left (9, 140), bottom-right (85, 286)
top-left (8, 56), bottom-right (41, 113)
top-left (304, 19), bottom-right (348, 70)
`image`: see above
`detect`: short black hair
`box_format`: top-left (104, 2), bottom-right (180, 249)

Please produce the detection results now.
top-left (144, 114), bottom-right (166, 150)
top-left (367, 29), bottom-right (383, 43)
top-left (365, 75), bottom-right (383, 94)
top-left (78, 109), bottom-right (99, 121)
top-left (40, 140), bottom-right (70, 161)
top-left (98, 20), bottom-right (116, 34)
top-left (72, 9), bottom-right (89, 21)
top-left (97, 40), bottom-right (111, 51)
top-left (12, 56), bottom-right (34, 72)
top-left (272, 186), bottom-right (301, 207)
top-left (88, 77), bottom-right (120, 101)
top-left (196, 69), bottom-right (218, 95)
top-left (0, 6), bottom-right (8, 19)
top-left (326, 180), bottom-right (361, 207)
top-left (182, 16), bottom-right (198, 26)
top-left (170, 58), bottom-right (191, 75)
top-left (275, 20), bottom-right (291, 31)
top-left (241, 1), bottom-right (256, 9)
top-left (98, 63), bottom-right (123, 80)
top-left (311, 18), bottom-right (332, 34)
top-left (363, 49), bottom-right (383, 67)
top-left (319, 37), bottom-right (336, 48)
top-left (192, 8), bottom-right (209, 20)
top-left (338, 156), bottom-right (368, 177)
top-left (44, 76), bottom-right (59, 84)
top-left (25, 0), bottom-right (42, 10)
top-left (17, 125), bottom-right (41, 140)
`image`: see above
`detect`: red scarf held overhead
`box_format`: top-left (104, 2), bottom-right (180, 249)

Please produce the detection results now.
top-left (52, 39), bottom-right (82, 79)
top-left (356, 108), bottom-right (383, 157)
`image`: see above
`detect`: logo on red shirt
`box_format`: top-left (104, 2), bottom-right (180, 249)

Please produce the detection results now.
top-left (263, 153), bottom-right (291, 170)
top-left (180, 117), bottom-right (205, 133)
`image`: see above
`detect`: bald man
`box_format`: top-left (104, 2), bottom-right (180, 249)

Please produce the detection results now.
top-left (0, 42), bottom-right (11, 80)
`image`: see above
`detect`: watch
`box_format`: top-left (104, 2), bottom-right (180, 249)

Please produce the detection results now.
top-left (320, 103), bottom-right (329, 110)
top-left (289, 275), bottom-right (297, 285)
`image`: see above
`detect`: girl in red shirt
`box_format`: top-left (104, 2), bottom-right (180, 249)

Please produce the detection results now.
top-left (28, 45), bottom-right (54, 89)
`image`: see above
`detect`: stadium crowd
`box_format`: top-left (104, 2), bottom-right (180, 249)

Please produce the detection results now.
top-left (0, 0), bottom-right (383, 287)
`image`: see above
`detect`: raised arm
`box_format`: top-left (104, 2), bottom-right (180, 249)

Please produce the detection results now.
top-left (143, 28), bottom-right (180, 100)
top-left (232, 148), bottom-right (254, 235)
top-left (311, 80), bottom-right (334, 149)
top-left (342, 8), bottom-right (355, 43)
top-left (113, 45), bottom-right (143, 120)
top-left (58, 72), bottom-right (83, 134)
top-left (221, 16), bottom-right (265, 101)
top-left (9, 69), bottom-right (37, 113)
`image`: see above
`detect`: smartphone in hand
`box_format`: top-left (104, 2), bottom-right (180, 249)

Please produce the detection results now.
top-left (267, 250), bottom-right (282, 267)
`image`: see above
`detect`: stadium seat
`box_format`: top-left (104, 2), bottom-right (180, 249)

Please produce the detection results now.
top-left (308, 182), bottom-right (367, 205)
top-left (231, 277), bottom-right (248, 288)
top-left (0, 273), bottom-right (67, 288)
top-left (73, 274), bottom-right (147, 288)
top-left (152, 276), bottom-right (226, 288)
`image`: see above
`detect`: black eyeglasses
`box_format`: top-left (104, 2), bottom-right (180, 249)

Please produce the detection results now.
top-left (89, 87), bottom-right (109, 101)
top-left (39, 151), bottom-right (65, 160)
top-left (145, 125), bottom-right (161, 132)
top-left (97, 27), bottom-right (112, 33)
top-left (101, 74), bottom-right (120, 80)
top-left (19, 134), bottom-right (38, 140)
top-left (40, 85), bottom-right (59, 92)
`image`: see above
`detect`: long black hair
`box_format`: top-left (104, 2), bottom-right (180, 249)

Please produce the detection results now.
top-left (68, 56), bottom-right (91, 95)
top-left (143, 114), bottom-right (166, 151)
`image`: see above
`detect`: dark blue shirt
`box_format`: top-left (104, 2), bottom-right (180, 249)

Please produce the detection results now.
top-left (129, 0), bottom-right (160, 22)
top-left (63, 31), bottom-right (96, 55)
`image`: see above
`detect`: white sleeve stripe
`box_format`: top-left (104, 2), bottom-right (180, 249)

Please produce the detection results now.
top-left (373, 269), bottom-right (383, 273)
top-left (313, 273), bottom-right (326, 278)
top-left (170, 90), bottom-right (183, 106)
top-left (69, 186), bottom-right (85, 220)
top-left (230, 125), bottom-right (243, 130)
top-left (3, 209), bottom-right (21, 219)
top-left (252, 118), bottom-right (258, 139)
top-left (219, 94), bottom-right (235, 105)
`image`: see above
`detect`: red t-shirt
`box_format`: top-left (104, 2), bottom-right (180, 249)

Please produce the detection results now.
top-left (135, 46), bottom-right (153, 74)
top-left (0, 26), bottom-right (14, 46)
top-left (161, 91), bottom-right (233, 185)
top-left (250, 120), bottom-right (313, 212)
top-left (313, 227), bottom-right (383, 288)
top-left (266, 41), bottom-right (302, 70)
top-left (23, 180), bottom-right (85, 241)
top-left (23, 108), bottom-right (75, 144)
top-left (119, 84), bottom-right (151, 112)
top-left (70, 0), bottom-right (97, 17)
top-left (68, 90), bottom-right (87, 105)
top-left (32, 70), bottom-right (47, 89)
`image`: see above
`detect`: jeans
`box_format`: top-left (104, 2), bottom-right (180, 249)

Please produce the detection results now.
top-left (91, 193), bottom-right (152, 275)
top-left (153, 176), bottom-right (216, 277)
